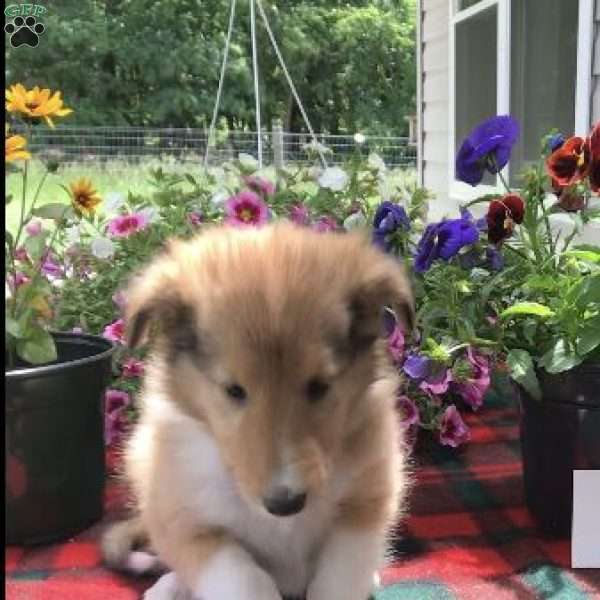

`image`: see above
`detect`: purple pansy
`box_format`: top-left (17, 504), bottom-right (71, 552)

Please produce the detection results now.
top-left (41, 251), bottom-right (63, 278)
top-left (456, 116), bottom-right (520, 186)
top-left (439, 405), bottom-right (470, 448)
top-left (548, 133), bottom-right (565, 153)
top-left (372, 201), bottom-right (410, 252)
top-left (451, 348), bottom-right (491, 411)
top-left (225, 190), bottom-right (270, 227)
top-left (403, 354), bottom-right (431, 380)
top-left (414, 216), bottom-right (480, 273)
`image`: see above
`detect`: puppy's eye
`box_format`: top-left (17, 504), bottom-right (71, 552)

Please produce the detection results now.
top-left (306, 378), bottom-right (330, 404)
top-left (225, 384), bottom-right (247, 404)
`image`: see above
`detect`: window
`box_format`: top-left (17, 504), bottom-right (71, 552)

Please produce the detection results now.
top-left (510, 0), bottom-right (579, 184)
top-left (450, 0), bottom-right (592, 195)
top-left (455, 5), bottom-right (497, 185)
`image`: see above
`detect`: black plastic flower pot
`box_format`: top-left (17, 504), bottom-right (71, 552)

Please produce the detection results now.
top-left (518, 361), bottom-right (600, 538)
top-left (5, 332), bottom-right (115, 545)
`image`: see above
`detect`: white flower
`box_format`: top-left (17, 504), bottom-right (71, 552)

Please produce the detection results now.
top-left (210, 189), bottom-right (229, 208)
top-left (378, 175), bottom-right (396, 201)
top-left (90, 237), bottom-right (116, 260)
top-left (139, 206), bottom-right (160, 223)
top-left (368, 152), bottom-right (386, 172)
top-left (64, 225), bottom-right (81, 245)
top-left (354, 133), bottom-right (366, 145)
top-left (343, 212), bottom-right (367, 231)
top-left (318, 167), bottom-right (349, 192)
top-left (238, 153), bottom-right (259, 171)
top-left (104, 192), bottom-right (125, 214)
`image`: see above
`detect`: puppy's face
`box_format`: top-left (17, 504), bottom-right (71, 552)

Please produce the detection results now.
top-left (125, 223), bottom-right (413, 517)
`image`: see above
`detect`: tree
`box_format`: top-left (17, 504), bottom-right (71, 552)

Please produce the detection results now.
top-left (5, 0), bottom-right (416, 134)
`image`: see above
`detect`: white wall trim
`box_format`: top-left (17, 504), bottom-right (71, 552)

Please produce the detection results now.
top-left (452, 0), bottom-right (497, 24)
top-left (575, 0), bottom-right (594, 133)
top-left (447, 0), bottom-right (456, 190)
top-left (497, 0), bottom-right (511, 183)
top-left (417, 0), bottom-right (424, 186)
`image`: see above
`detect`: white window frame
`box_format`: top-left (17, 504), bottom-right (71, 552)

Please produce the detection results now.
top-left (448, 0), bottom-right (594, 209)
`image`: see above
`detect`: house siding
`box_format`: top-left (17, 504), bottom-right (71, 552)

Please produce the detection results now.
top-left (418, 0), bottom-right (450, 215)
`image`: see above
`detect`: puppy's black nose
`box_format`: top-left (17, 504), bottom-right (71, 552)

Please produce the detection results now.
top-left (263, 487), bottom-right (307, 517)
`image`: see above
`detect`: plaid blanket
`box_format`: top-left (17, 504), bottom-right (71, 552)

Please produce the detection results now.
top-left (6, 386), bottom-right (600, 600)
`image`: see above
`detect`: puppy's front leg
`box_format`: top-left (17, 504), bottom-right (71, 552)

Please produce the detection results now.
top-left (306, 527), bottom-right (384, 600)
top-left (151, 531), bottom-right (281, 600)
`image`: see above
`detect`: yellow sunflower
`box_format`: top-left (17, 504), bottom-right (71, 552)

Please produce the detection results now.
top-left (5, 124), bottom-right (31, 162)
top-left (69, 178), bottom-right (102, 217)
top-left (5, 84), bottom-right (73, 128)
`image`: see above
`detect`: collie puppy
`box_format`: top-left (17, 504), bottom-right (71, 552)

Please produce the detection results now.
top-left (101, 222), bottom-right (413, 600)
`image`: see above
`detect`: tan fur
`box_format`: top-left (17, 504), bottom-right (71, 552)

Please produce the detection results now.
top-left (102, 222), bottom-right (412, 598)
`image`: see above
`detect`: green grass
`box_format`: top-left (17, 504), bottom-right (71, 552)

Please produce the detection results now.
top-left (6, 158), bottom-right (197, 233)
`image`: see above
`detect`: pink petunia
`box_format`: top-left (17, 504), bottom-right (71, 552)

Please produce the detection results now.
top-left (105, 388), bottom-right (130, 413)
top-left (439, 405), bottom-right (470, 448)
top-left (103, 318), bottom-right (125, 344)
top-left (25, 220), bottom-right (42, 236)
top-left (8, 272), bottom-right (30, 290)
top-left (242, 175), bottom-right (275, 197)
top-left (14, 246), bottom-right (29, 262)
top-left (107, 212), bottom-right (150, 238)
top-left (225, 191), bottom-right (269, 227)
top-left (104, 389), bottom-right (131, 446)
top-left (387, 325), bottom-right (405, 364)
top-left (122, 357), bottom-right (144, 378)
top-left (451, 348), bottom-right (491, 411)
top-left (187, 211), bottom-right (203, 227)
top-left (289, 203), bottom-right (311, 226)
top-left (396, 395), bottom-right (420, 427)
top-left (313, 216), bottom-right (338, 233)
top-left (420, 367), bottom-right (452, 395)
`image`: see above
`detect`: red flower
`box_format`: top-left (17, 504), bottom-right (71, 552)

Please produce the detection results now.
top-left (588, 121), bottom-right (600, 194)
top-left (556, 187), bottom-right (585, 212)
top-left (545, 136), bottom-right (590, 187)
top-left (486, 194), bottom-right (525, 244)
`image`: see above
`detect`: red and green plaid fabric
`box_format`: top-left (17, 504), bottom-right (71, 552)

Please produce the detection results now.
top-left (6, 387), bottom-right (600, 599)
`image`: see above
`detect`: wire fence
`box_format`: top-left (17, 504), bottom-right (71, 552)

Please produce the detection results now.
top-left (19, 126), bottom-right (417, 170)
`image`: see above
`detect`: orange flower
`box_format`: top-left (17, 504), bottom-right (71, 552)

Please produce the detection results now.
top-left (69, 178), bottom-right (102, 217)
top-left (5, 124), bottom-right (31, 162)
top-left (545, 136), bottom-right (590, 187)
top-left (5, 83), bottom-right (73, 128)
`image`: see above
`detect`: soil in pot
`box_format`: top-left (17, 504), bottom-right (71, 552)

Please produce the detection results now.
top-left (6, 332), bottom-right (115, 545)
top-left (519, 361), bottom-right (600, 538)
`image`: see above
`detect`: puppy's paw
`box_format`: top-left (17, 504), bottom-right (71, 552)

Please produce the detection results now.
top-left (194, 545), bottom-right (281, 600)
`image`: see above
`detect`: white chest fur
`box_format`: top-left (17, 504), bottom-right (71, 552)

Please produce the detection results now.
top-left (132, 409), bottom-right (343, 597)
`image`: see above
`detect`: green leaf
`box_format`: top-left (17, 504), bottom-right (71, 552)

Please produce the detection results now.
top-left (5, 316), bottom-right (23, 339)
top-left (564, 250), bottom-right (600, 264)
top-left (6, 230), bottom-right (14, 249)
top-left (33, 202), bottom-right (69, 221)
top-left (24, 232), bottom-right (49, 261)
top-left (184, 173), bottom-right (197, 186)
top-left (16, 328), bottom-right (57, 365)
top-left (507, 349), bottom-right (541, 401)
top-left (500, 302), bottom-right (555, 319)
top-left (576, 317), bottom-right (600, 356)
top-left (539, 339), bottom-right (584, 374)
top-left (6, 193), bottom-right (14, 205)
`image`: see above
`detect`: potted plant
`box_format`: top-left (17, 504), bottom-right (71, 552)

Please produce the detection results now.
top-left (453, 116), bottom-right (600, 536)
top-left (5, 84), bottom-right (115, 544)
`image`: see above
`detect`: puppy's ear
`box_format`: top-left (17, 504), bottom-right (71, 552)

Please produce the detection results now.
top-left (348, 253), bottom-right (415, 352)
top-left (123, 252), bottom-right (195, 351)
